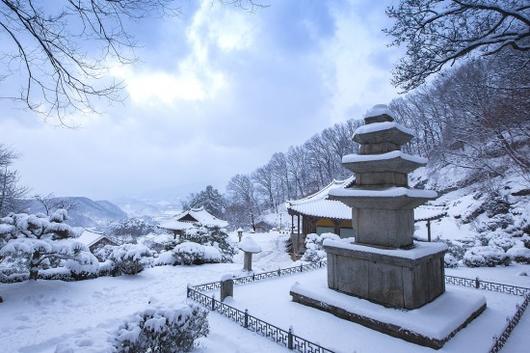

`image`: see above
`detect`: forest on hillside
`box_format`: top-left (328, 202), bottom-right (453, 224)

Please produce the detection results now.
top-left (181, 48), bottom-right (529, 229)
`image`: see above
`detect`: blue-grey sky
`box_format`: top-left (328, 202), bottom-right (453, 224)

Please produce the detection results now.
top-left (0, 0), bottom-right (400, 201)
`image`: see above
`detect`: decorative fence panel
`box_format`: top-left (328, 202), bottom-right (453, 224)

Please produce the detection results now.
top-left (187, 262), bottom-right (530, 353)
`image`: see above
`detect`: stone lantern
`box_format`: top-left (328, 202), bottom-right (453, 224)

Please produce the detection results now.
top-left (237, 227), bottom-right (244, 242)
top-left (239, 236), bottom-right (262, 271)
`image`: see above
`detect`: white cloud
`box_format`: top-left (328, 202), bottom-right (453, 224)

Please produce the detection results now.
top-left (113, 1), bottom-right (256, 107)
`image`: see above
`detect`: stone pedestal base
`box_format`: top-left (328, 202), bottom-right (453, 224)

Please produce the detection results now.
top-left (324, 240), bottom-right (446, 309)
top-left (290, 282), bottom-right (486, 349)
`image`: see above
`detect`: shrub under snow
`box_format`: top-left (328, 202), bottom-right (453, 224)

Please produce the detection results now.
top-left (173, 241), bottom-right (222, 265)
top-left (183, 226), bottom-right (236, 262)
top-left (463, 246), bottom-right (511, 267)
top-left (65, 251), bottom-right (99, 280)
top-left (114, 304), bottom-right (209, 353)
top-left (301, 233), bottom-right (340, 263)
top-left (507, 246), bottom-right (530, 264)
top-left (444, 253), bottom-right (458, 268)
top-left (98, 244), bottom-right (152, 275)
top-left (488, 236), bottom-right (515, 252)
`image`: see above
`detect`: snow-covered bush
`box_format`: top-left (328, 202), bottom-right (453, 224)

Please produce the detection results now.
top-left (182, 226), bottom-right (236, 262)
top-left (141, 233), bottom-right (178, 253)
top-left (444, 253), bottom-right (458, 268)
top-left (153, 250), bottom-right (177, 266)
top-left (108, 217), bottom-right (161, 237)
top-left (507, 246), bottom-right (530, 264)
top-left (65, 251), bottom-right (99, 280)
top-left (522, 235), bottom-right (530, 249)
top-left (98, 244), bottom-right (152, 275)
top-left (114, 304), bottom-right (209, 353)
top-left (0, 210), bottom-right (93, 280)
top-left (301, 233), bottom-right (340, 263)
top-left (441, 239), bottom-right (468, 262)
top-left (173, 242), bottom-right (222, 265)
top-left (488, 236), bottom-right (515, 252)
top-left (463, 246), bottom-right (511, 267)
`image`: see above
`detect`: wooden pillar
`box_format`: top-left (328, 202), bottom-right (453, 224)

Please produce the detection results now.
top-left (427, 220), bottom-right (432, 242)
top-left (333, 219), bottom-right (341, 236)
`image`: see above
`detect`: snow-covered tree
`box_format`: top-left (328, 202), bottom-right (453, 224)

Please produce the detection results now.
top-left (113, 304), bottom-right (209, 353)
top-left (0, 209), bottom-right (91, 280)
top-left (385, 0), bottom-right (530, 91)
top-left (0, 145), bottom-right (26, 217)
top-left (181, 185), bottom-right (226, 219)
top-left (183, 226), bottom-right (236, 262)
top-left (108, 217), bottom-right (160, 237)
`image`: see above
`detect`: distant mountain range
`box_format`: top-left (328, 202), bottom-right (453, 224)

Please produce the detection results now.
top-left (20, 197), bottom-right (127, 228)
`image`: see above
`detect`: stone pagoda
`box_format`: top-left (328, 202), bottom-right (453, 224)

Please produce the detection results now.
top-left (325, 104), bottom-right (446, 309)
top-left (290, 105), bottom-right (486, 349)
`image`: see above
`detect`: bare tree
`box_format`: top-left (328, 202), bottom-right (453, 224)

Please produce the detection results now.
top-left (385, 0), bottom-right (530, 91)
top-left (33, 193), bottom-right (77, 216)
top-left (252, 163), bottom-right (276, 212)
top-left (0, 144), bottom-right (26, 216)
top-left (226, 174), bottom-right (259, 230)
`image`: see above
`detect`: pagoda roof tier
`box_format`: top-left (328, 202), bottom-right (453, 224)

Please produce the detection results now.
top-left (329, 187), bottom-right (437, 210)
top-left (342, 151), bottom-right (427, 174)
top-left (363, 104), bottom-right (396, 124)
top-left (353, 121), bottom-right (414, 145)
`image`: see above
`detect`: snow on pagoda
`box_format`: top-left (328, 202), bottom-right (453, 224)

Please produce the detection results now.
top-left (290, 104), bottom-right (486, 349)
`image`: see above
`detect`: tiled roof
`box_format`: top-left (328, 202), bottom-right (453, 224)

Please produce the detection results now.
top-left (288, 199), bottom-right (352, 220)
top-left (159, 220), bottom-right (194, 231)
top-left (175, 207), bottom-right (229, 228)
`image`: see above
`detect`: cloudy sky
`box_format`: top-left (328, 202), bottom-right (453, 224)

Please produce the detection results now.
top-left (0, 0), bottom-right (401, 202)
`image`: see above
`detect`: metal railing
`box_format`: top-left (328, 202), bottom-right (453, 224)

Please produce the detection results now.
top-left (187, 285), bottom-right (332, 353)
top-left (188, 261), bottom-right (530, 353)
top-left (489, 292), bottom-right (530, 353)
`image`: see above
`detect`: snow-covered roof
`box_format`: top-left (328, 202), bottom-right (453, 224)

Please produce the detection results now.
top-left (414, 205), bottom-right (448, 221)
top-left (364, 104), bottom-right (395, 119)
top-left (287, 176), bottom-right (441, 221)
top-left (288, 199), bottom-right (352, 220)
top-left (342, 151), bottom-right (427, 165)
top-left (77, 230), bottom-right (112, 247)
top-left (174, 206), bottom-right (229, 228)
top-left (159, 220), bottom-right (194, 231)
top-left (287, 177), bottom-right (354, 220)
top-left (289, 177), bottom-right (355, 206)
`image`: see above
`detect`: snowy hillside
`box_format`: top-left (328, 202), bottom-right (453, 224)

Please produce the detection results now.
top-left (20, 197), bottom-right (127, 228)
top-left (411, 164), bottom-right (529, 247)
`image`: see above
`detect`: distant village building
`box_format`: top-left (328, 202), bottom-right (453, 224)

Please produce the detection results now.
top-left (77, 230), bottom-right (117, 253)
top-left (287, 177), bottom-right (355, 255)
top-left (159, 206), bottom-right (229, 238)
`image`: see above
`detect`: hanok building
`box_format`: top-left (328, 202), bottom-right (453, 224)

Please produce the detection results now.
top-left (77, 230), bottom-right (117, 253)
top-left (286, 176), bottom-right (447, 255)
top-left (160, 206), bottom-right (229, 237)
top-left (286, 177), bottom-right (355, 255)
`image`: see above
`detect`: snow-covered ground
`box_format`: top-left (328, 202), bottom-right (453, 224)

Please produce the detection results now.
top-left (0, 232), bottom-right (292, 353)
top-left (1, 232), bottom-right (529, 353)
top-left (220, 269), bottom-right (525, 353)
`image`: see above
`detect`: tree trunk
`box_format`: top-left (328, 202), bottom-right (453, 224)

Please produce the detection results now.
top-left (29, 251), bottom-right (40, 280)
